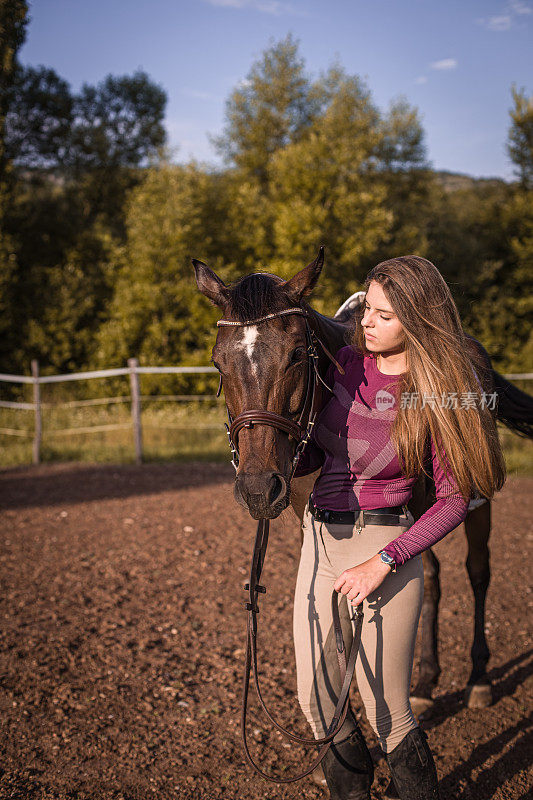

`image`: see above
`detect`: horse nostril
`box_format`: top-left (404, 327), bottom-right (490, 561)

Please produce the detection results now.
top-left (269, 473), bottom-right (287, 505)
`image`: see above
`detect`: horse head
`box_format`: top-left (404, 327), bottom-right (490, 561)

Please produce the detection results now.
top-left (193, 249), bottom-right (328, 519)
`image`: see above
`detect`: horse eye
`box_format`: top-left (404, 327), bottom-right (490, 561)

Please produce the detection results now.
top-left (289, 347), bottom-right (306, 365)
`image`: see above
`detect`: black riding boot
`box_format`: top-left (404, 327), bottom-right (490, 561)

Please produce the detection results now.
top-left (319, 724), bottom-right (374, 800)
top-left (385, 726), bottom-right (440, 800)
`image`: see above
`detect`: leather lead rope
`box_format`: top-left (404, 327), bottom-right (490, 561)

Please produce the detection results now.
top-left (214, 304), bottom-right (362, 782)
top-left (241, 516), bottom-right (363, 783)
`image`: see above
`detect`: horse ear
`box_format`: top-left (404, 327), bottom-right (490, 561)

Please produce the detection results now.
top-left (279, 246), bottom-right (325, 303)
top-left (192, 259), bottom-right (229, 309)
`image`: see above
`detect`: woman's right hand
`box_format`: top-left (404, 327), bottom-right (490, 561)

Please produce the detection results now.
top-left (334, 554), bottom-right (392, 606)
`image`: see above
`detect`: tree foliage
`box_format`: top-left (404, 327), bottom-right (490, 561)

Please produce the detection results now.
top-left (96, 163), bottom-right (232, 373)
top-left (507, 85), bottom-right (533, 190)
top-left (4, 65), bottom-right (73, 169)
top-left (1, 60), bottom-right (168, 372)
top-left (0, 0), bottom-right (29, 373)
top-left (0, 30), bottom-right (531, 379)
top-left (268, 66), bottom-right (392, 305)
top-left (212, 34), bottom-right (320, 184)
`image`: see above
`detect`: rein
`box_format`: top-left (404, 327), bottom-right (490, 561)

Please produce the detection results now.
top-left (216, 306), bottom-right (364, 783)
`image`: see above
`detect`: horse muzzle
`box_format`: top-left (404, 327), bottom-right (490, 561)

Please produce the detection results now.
top-left (234, 471), bottom-right (290, 519)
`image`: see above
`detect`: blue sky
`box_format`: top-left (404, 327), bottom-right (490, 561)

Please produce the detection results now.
top-left (21, 0), bottom-right (532, 179)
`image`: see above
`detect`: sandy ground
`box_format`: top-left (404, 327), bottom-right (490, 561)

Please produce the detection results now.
top-left (0, 462), bottom-right (531, 800)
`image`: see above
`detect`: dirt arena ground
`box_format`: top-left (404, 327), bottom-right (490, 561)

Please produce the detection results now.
top-left (0, 462), bottom-right (531, 800)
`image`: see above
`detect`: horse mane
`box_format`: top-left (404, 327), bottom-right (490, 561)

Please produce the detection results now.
top-left (225, 272), bottom-right (296, 323)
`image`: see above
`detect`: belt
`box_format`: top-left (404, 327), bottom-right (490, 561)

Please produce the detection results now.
top-left (308, 495), bottom-right (407, 527)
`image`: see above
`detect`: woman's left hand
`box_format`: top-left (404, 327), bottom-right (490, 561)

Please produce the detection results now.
top-left (334, 554), bottom-right (392, 606)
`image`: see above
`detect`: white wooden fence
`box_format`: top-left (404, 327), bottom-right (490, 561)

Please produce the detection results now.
top-left (0, 360), bottom-right (531, 466)
top-left (0, 359), bottom-right (219, 465)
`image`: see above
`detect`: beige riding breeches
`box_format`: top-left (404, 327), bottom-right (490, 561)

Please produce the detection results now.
top-left (293, 502), bottom-right (424, 753)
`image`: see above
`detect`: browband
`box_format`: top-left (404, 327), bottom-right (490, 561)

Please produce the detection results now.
top-left (217, 308), bottom-right (309, 326)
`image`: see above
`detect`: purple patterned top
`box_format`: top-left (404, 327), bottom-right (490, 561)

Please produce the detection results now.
top-left (294, 345), bottom-right (470, 566)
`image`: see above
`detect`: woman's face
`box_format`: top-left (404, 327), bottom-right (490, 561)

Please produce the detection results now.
top-left (361, 281), bottom-right (405, 354)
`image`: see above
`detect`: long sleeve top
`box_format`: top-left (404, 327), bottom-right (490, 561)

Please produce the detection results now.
top-left (294, 345), bottom-right (470, 566)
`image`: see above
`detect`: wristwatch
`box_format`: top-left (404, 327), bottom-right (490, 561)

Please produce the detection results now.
top-left (379, 550), bottom-right (397, 572)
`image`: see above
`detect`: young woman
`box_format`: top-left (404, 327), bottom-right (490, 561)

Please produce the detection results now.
top-left (293, 255), bottom-right (506, 800)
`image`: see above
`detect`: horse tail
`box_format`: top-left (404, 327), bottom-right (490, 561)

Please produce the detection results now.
top-left (494, 371), bottom-right (533, 439)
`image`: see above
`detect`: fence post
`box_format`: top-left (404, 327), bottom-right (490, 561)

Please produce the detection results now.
top-left (31, 359), bottom-right (41, 465)
top-left (128, 358), bottom-right (143, 464)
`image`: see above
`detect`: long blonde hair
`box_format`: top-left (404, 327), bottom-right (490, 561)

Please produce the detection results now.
top-left (349, 255), bottom-right (506, 500)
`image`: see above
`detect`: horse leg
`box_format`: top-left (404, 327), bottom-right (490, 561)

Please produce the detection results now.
top-left (463, 499), bottom-right (493, 709)
top-left (410, 548), bottom-right (441, 716)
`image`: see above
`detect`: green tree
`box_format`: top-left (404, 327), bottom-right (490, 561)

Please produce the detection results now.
top-left (2, 171), bottom-right (85, 372)
top-left (69, 70), bottom-right (167, 171)
top-left (5, 65), bottom-right (168, 235)
top-left (507, 85), bottom-right (533, 190)
top-left (468, 189), bottom-right (533, 370)
top-left (2, 63), bottom-right (169, 373)
top-left (211, 40), bottom-right (434, 306)
top-left (4, 64), bottom-right (73, 169)
top-left (268, 66), bottom-right (392, 310)
top-left (0, 0), bottom-right (28, 177)
top-left (464, 86), bottom-right (533, 370)
top-left (212, 34), bottom-right (320, 185)
top-left (0, 0), bottom-right (29, 373)
top-left (67, 69), bottom-right (168, 241)
top-left (96, 162), bottom-right (234, 383)
top-left (374, 96), bottom-right (434, 258)
top-left (422, 178), bottom-right (513, 323)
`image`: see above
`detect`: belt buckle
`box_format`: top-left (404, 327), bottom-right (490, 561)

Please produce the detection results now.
top-left (323, 509), bottom-right (331, 523)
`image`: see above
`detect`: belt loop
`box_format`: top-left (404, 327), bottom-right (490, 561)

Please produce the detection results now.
top-left (355, 510), bottom-right (363, 535)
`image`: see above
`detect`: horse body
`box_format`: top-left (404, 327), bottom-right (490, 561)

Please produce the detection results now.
top-left (193, 251), bottom-right (533, 715)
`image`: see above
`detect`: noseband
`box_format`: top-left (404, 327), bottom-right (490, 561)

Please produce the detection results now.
top-left (216, 307), bottom-right (344, 477)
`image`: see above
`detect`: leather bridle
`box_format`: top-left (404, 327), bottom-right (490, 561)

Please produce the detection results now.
top-left (217, 307), bottom-right (344, 476)
top-left (215, 306), bottom-right (364, 783)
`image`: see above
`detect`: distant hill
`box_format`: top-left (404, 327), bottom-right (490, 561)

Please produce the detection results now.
top-left (15, 165), bottom-right (514, 196)
top-left (434, 170), bottom-right (511, 192)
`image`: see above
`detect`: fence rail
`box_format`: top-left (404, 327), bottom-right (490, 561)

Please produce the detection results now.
top-left (0, 360), bottom-right (531, 466)
top-left (0, 364), bottom-right (218, 384)
top-left (0, 359), bottom-right (221, 464)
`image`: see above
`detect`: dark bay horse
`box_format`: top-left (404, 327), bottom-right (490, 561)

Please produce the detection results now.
top-left (193, 248), bottom-right (533, 720)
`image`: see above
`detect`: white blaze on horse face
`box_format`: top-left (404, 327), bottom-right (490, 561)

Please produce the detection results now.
top-left (237, 326), bottom-right (260, 377)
